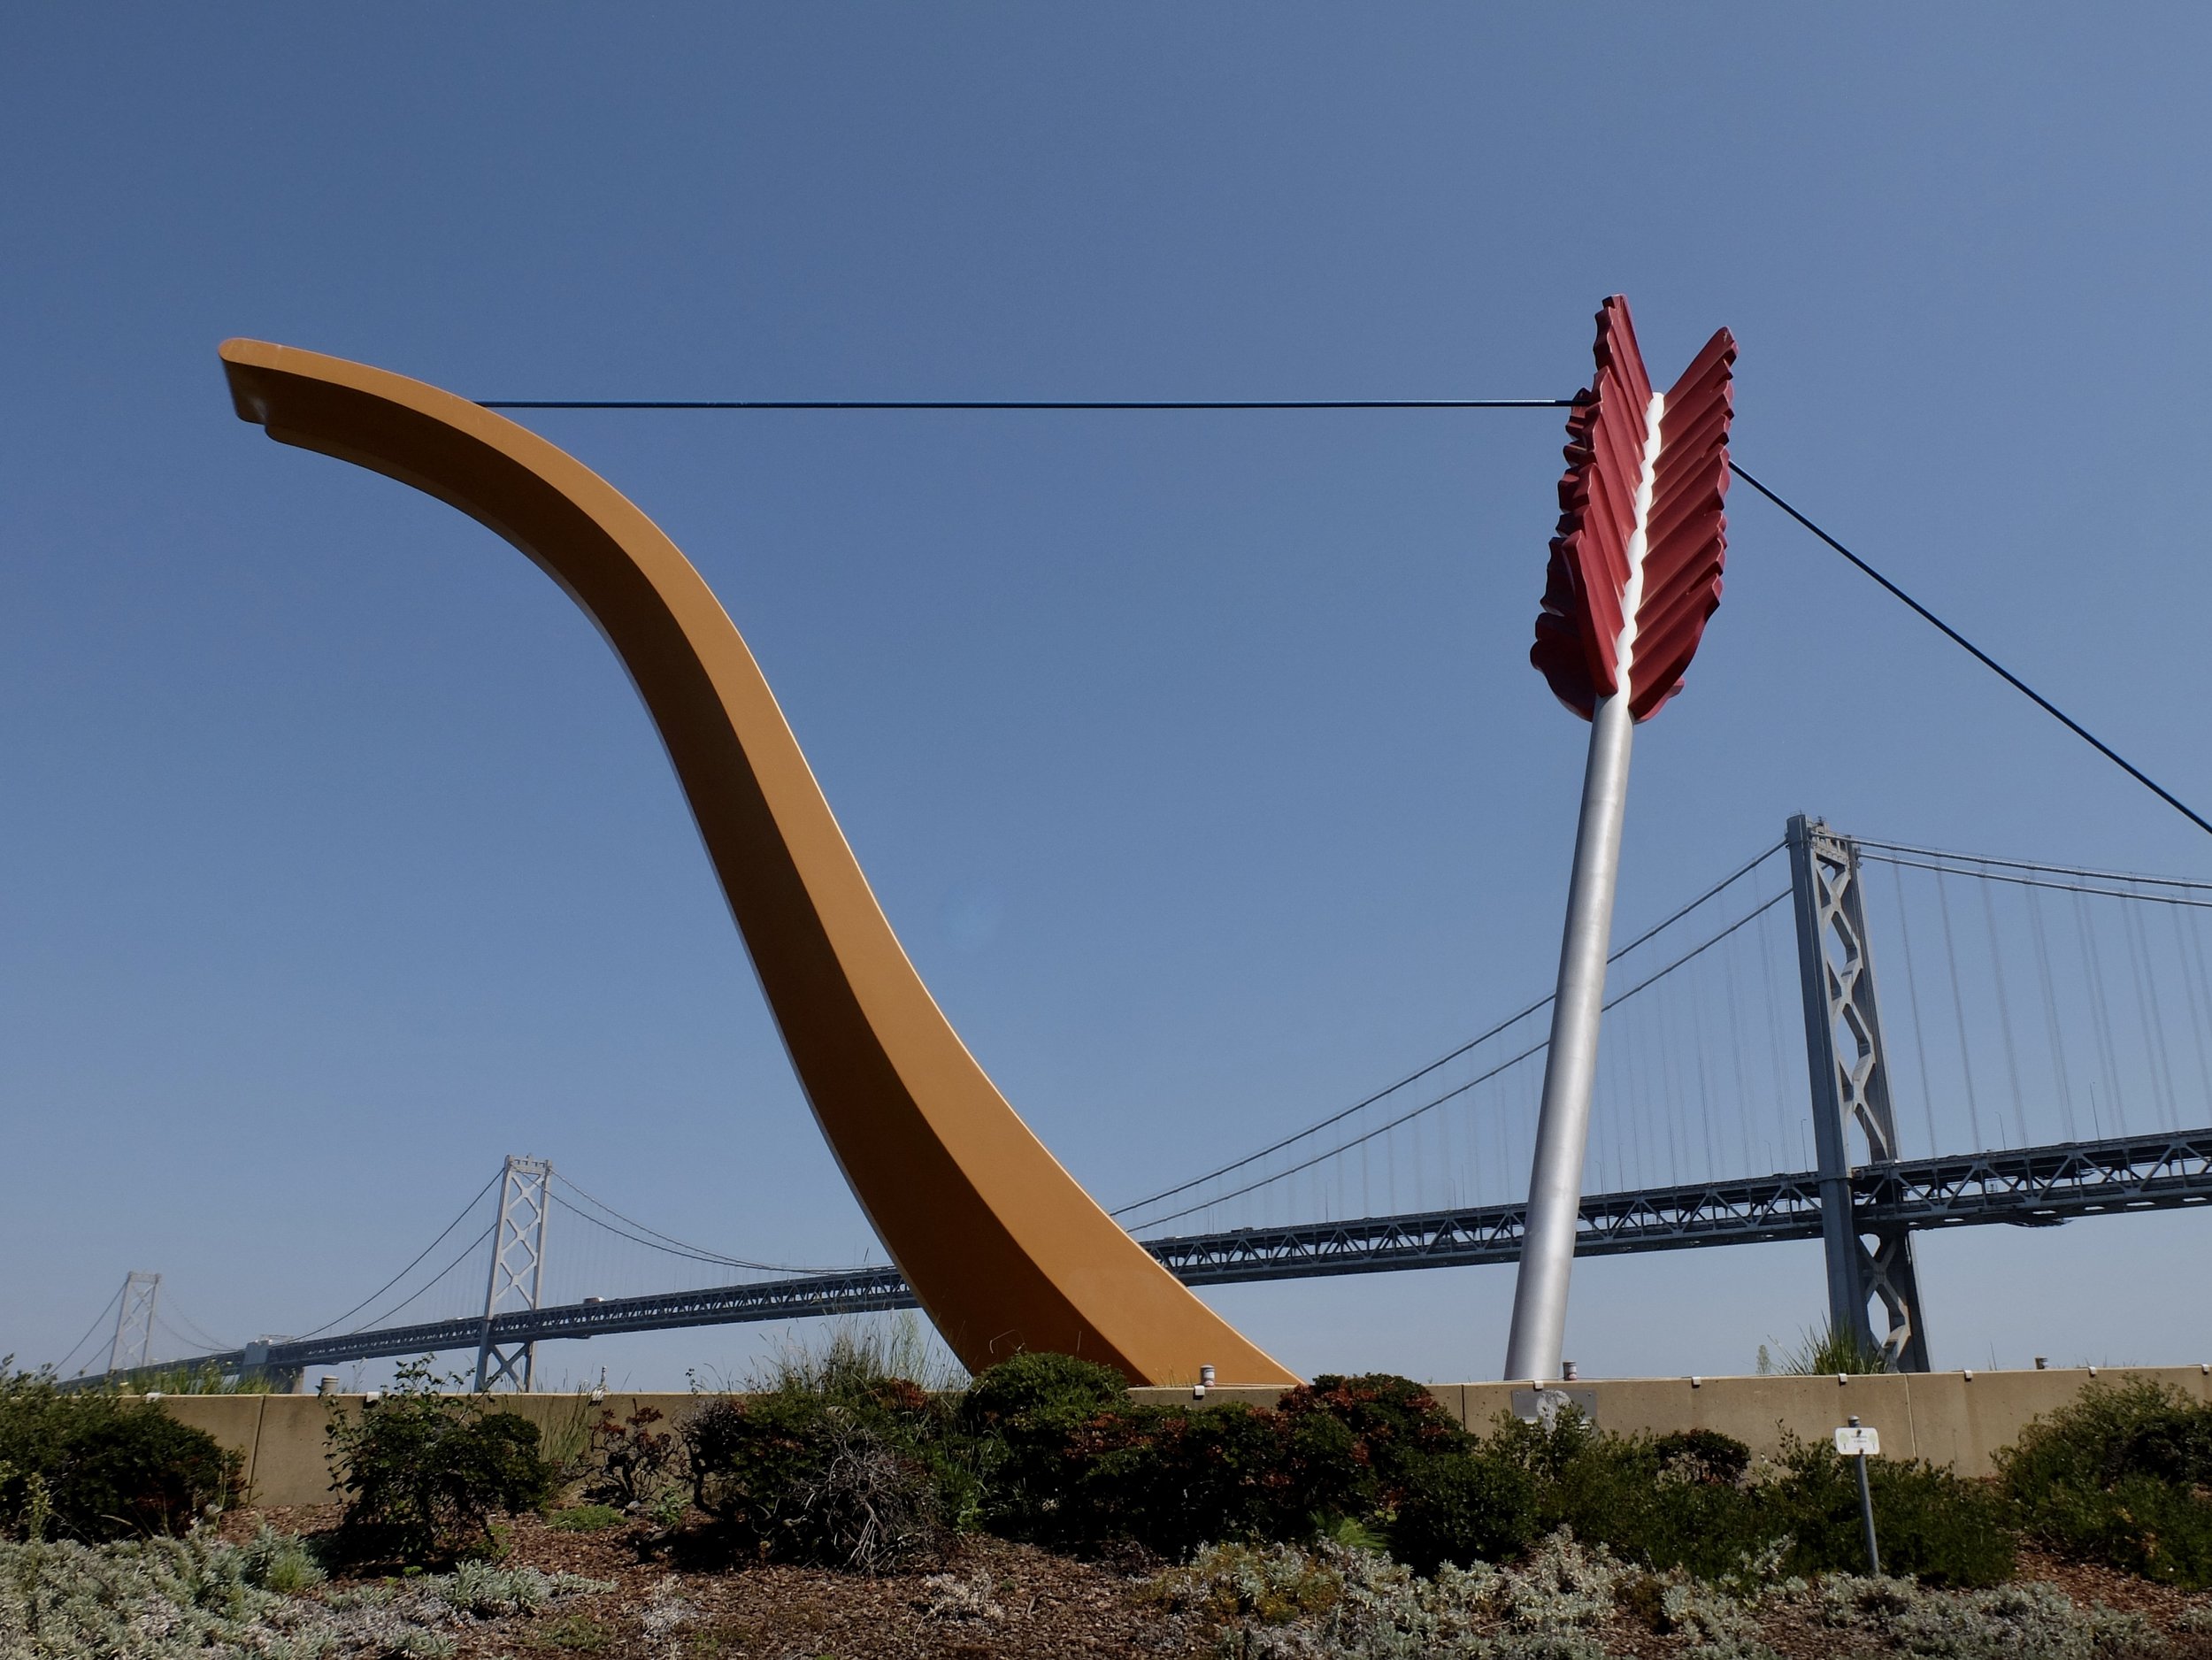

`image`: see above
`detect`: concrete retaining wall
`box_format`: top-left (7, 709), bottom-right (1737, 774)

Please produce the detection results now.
top-left (1132, 1365), bottom-right (2212, 1481)
top-left (149, 1365), bottom-right (2212, 1509)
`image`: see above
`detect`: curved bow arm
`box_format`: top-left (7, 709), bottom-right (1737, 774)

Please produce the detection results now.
top-left (219, 339), bottom-right (1295, 1387)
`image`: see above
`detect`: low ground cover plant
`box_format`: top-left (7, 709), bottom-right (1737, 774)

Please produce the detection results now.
top-left (324, 1359), bottom-right (553, 1565)
top-left (0, 1366), bottom-right (242, 1541)
top-left (0, 1527), bottom-right (606, 1660)
top-left (1999, 1378), bottom-right (2212, 1588)
top-left (1155, 1534), bottom-right (2171, 1660)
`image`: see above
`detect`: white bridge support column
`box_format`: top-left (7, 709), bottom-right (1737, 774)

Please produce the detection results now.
top-left (476, 1156), bottom-right (552, 1392)
top-left (1786, 815), bottom-right (1932, 1372)
top-left (108, 1272), bottom-right (161, 1379)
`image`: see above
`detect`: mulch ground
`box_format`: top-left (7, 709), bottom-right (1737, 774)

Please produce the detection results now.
top-left (229, 1507), bottom-right (2212, 1660)
top-left (235, 1506), bottom-right (1203, 1658)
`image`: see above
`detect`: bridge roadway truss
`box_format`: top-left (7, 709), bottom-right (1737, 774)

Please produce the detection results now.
top-left (148, 1125), bottom-right (2205, 1384)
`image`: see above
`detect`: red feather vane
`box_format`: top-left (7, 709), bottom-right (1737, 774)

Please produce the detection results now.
top-left (1531, 297), bottom-right (1736, 722)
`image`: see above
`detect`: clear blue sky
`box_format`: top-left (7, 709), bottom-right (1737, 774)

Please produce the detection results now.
top-left (4, 6), bottom-right (2209, 1387)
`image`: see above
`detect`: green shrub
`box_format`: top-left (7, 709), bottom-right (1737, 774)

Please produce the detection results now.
top-left (1273, 1373), bottom-right (1471, 1526)
top-left (1063, 1401), bottom-right (1299, 1556)
top-left (959, 1351), bottom-right (1128, 1427)
top-left (0, 1369), bottom-right (242, 1541)
top-left (686, 1324), bottom-right (998, 1570)
top-left (961, 1352), bottom-right (1130, 1543)
top-left (324, 1360), bottom-right (553, 1565)
top-left (684, 1393), bottom-right (946, 1571)
top-left (1651, 1428), bottom-right (1752, 1487)
top-left (971, 1364), bottom-right (1472, 1556)
top-left (1391, 1444), bottom-right (1539, 1574)
top-left (1998, 1379), bottom-right (2212, 1587)
top-left (1395, 1409), bottom-right (1752, 1579)
top-left (1768, 1434), bottom-right (2016, 1587)
top-left (1394, 1408), bottom-right (2010, 1587)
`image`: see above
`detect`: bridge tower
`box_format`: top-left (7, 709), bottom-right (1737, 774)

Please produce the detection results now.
top-left (1786, 815), bottom-right (1932, 1372)
top-left (106, 1271), bottom-right (160, 1377)
top-left (475, 1157), bottom-right (552, 1392)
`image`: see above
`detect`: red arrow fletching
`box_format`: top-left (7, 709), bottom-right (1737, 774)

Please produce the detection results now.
top-left (1532, 296), bottom-right (1735, 722)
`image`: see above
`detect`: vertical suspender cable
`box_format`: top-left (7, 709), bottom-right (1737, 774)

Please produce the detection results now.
top-left (2025, 888), bottom-right (2079, 1141)
top-left (1886, 860), bottom-right (1944, 1157)
top-left (2074, 888), bottom-right (2124, 1137)
top-left (1977, 871), bottom-right (2032, 1147)
top-left (1688, 970), bottom-right (1721, 1181)
top-left (2177, 911), bottom-right (2212, 1116)
top-left (2122, 900), bottom-right (2178, 1129)
top-left (1722, 934), bottom-right (1757, 1177)
top-left (1655, 987), bottom-right (1686, 1187)
top-left (1755, 903), bottom-right (1794, 1166)
top-left (1935, 869), bottom-right (1987, 1149)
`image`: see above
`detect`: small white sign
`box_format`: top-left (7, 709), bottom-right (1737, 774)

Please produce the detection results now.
top-left (1834, 1425), bottom-right (1881, 1457)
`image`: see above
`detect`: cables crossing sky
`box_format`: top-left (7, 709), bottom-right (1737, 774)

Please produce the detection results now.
top-left (476, 397), bottom-right (1577, 411)
top-left (465, 388), bottom-right (2212, 845)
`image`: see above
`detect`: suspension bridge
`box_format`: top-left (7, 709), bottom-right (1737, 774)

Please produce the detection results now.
top-left (62, 814), bottom-right (2212, 1390)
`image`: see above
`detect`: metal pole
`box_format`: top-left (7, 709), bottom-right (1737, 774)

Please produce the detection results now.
top-left (1504, 691), bottom-right (1636, 1382)
top-left (1850, 1414), bottom-right (1881, 1574)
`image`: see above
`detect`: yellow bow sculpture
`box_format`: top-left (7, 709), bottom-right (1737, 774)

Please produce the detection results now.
top-left (220, 341), bottom-right (1296, 1387)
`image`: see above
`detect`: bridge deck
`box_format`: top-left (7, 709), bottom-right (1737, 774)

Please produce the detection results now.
top-left (117, 1127), bottom-right (2212, 1379)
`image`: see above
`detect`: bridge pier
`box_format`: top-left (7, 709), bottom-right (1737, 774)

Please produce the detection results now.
top-left (1787, 816), bottom-right (1932, 1372)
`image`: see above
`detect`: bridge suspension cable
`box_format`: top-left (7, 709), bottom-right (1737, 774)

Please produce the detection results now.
top-left (1862, 835), bottom-right (2212, 1160)
top-left (1855, 839), bottom-right (2212, 907)
top-left (50, 1281), bottom-right (124, 1378)
top-left (548, 1173), bottom-right (846, 1276)
top-left (285, 1170), bottom-right (503, 1341)
top-left (1111, 842), bottom-right (1785, 1221)
top-left (1120, 864), bottom-right (1793, 1232)
top-left (1734, 466), bottom-right (2212, 842)
top-left (352, 1221), bottom-right (497, 1333)
top-left (154, 1300), bottom-right (234, 1355)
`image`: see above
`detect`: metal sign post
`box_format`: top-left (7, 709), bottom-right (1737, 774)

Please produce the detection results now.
top-left (1836, 1416), bottom-right (1882, 1573)
top-left (1504, 297), bottom-right (1737, 1383)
